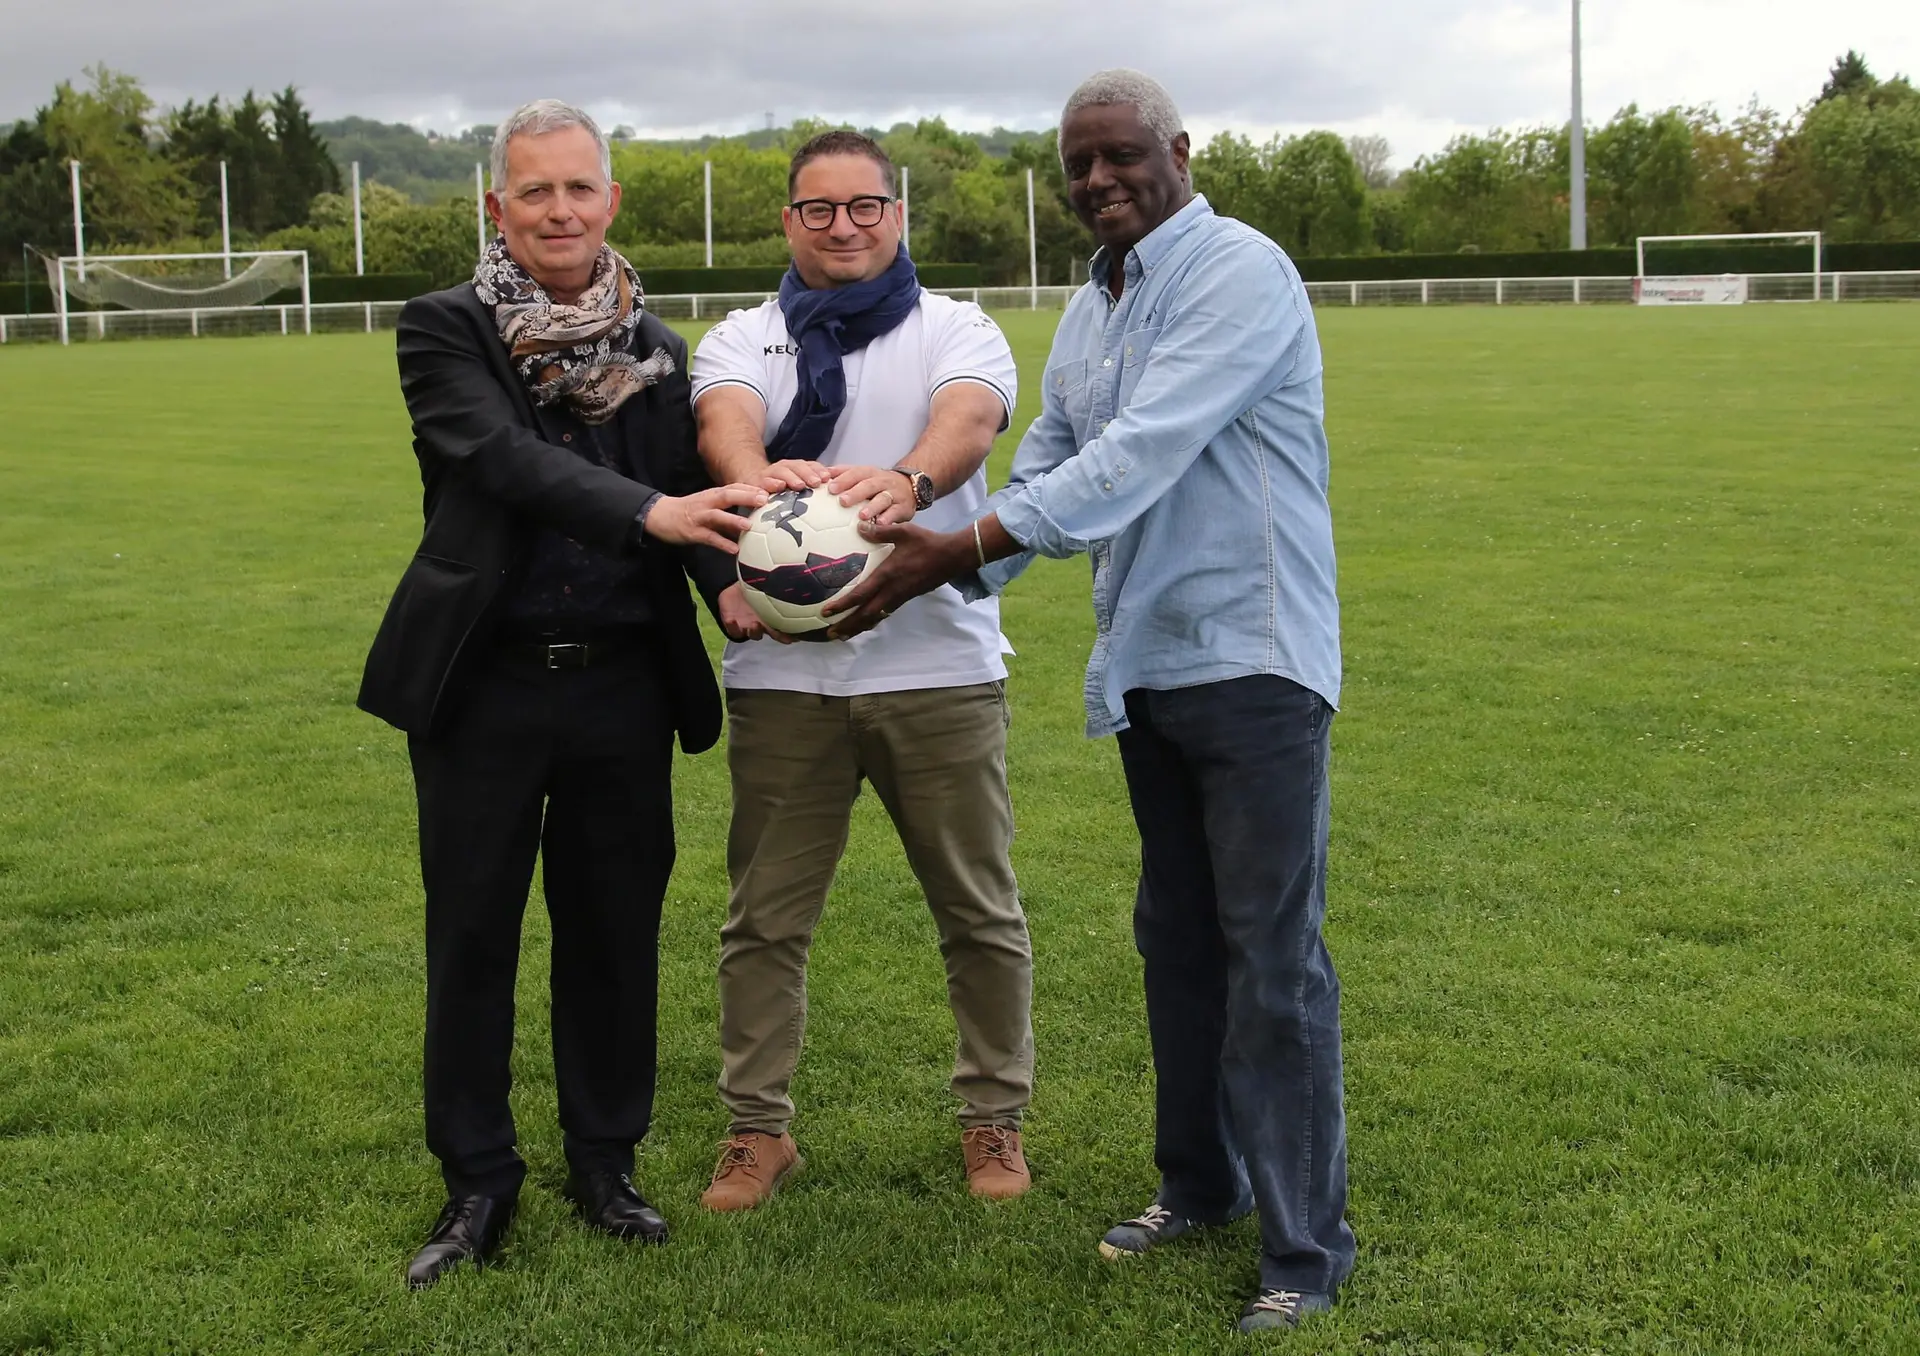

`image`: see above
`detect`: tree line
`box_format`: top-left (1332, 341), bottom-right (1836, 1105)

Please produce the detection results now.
top-left (1198, 52), bottom-right (1918, 258)
top-left (0, 68), bottom-right (338, 268)
top-left (3, 54), bottom-right (1915, 293)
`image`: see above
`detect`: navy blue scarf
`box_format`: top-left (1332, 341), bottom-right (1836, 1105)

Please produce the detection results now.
top-left (766, 248), bottom-right (921, 461)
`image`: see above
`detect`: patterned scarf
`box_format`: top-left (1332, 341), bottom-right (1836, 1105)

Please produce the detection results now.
top-left (472, 237), bottom-right (673, 424)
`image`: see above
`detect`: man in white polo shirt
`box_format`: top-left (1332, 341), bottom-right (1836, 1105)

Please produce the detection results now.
top-left (689, 129), bottom-right (1032, 1209)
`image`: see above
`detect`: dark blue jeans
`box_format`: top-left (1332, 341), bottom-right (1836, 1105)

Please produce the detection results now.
top-left (1116, 674), bottom-right (1355, 1296)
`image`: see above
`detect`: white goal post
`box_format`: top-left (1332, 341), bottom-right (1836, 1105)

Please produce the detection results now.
top-left (48, 249), bottom-right (311, 345)
top-left (1635, 232), bottom-right (1822, 305)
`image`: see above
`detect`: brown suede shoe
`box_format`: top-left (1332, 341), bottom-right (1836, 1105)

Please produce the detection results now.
top-left (962, 1125), bottom-right (1032, 1199)
top-left (700, 1131), bottom-right (802, 1212)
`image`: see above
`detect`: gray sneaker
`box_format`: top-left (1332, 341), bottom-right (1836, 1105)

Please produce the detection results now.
top-left (1097, 1202), bottom-right (1195, 1259)
top-left (1237, 1288), bottom-right (1333, 1333)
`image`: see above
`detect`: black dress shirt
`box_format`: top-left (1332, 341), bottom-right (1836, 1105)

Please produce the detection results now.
top-left (504, 411), bottom-right (660, 633)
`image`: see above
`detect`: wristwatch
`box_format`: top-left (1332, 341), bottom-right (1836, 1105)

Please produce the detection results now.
top-left (892, 465), bottom-right (937, 511)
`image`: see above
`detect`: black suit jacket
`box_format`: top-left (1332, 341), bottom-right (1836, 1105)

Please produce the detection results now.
top-left (357, 283), bottom-right (737, 751)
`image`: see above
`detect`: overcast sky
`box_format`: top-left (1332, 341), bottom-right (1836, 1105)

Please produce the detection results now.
top-left (5, 1), bottom-right (1916, 170)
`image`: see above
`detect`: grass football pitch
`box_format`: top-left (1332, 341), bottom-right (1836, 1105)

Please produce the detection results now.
top-left (1, 302), bottom-right (1916, 1354)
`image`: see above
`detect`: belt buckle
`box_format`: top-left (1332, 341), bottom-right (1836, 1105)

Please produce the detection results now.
top-left (544, 642), bottom-right (589, 670)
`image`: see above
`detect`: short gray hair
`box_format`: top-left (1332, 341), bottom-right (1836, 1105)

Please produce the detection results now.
top-left (1061, 69), bottom-right (1185, 149)
top-left (490, 99), bottom-right (613, 194)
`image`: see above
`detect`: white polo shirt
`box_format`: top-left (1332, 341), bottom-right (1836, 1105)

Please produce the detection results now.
top-left (690, 290), bottom-right (1018, 697)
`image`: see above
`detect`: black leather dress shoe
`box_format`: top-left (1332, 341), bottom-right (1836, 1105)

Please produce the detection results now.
top-left (563, 1171), bottom-right (669, 1243)
top-left (405, 1193), bottom-right (516, 1290)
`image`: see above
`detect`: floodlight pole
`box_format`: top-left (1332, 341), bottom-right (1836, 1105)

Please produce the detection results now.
top-left (475, 163), bottom-right (486, 261)
top-left (703, 160), bottom-right (713, 269)
top-left (1026, 167), bottom-right (1039, 307)
top-left (70, 159), bottom-right (85, 281)
top-left (351, 161), bottom-right (365, 276)
top-left (1570, 0), bottom-right (1588, 252)
top-left (901, 166), bottom-right (910, 251)
top-left (220, 161), bottom-right (233, 278)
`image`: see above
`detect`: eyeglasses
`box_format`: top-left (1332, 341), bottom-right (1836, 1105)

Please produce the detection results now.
top-left (788, 196), bottom-right (895, 230)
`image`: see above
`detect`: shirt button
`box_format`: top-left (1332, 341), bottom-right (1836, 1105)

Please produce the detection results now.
top-left (1102, 480), bottom-right (1114, 491)
top-left (1126, 347), bottom-right (1134, 357)
top-left (562, 433), bottom-right (573, 442)
top-left (1103, 358), bottom-right (1113, 367)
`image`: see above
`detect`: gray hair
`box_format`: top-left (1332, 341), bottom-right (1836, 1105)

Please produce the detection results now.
top-left (490, 99), bottom-right (613, 194)
top-left (1061, 69), bottom-right (1185, 149)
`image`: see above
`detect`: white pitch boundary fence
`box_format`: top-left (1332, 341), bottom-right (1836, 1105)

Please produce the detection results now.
top-left (5, 270), bottom-right (1920, 345)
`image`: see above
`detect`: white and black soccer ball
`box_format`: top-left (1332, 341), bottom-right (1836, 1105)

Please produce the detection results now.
top-left (735, 487), bottom-right (893, 639)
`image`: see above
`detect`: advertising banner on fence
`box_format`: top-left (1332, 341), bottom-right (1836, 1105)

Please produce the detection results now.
top-left (1635, 275), bottom-right (1750, 306)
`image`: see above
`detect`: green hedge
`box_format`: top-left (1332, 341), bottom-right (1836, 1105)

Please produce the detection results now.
top-left (309, 272), bottom-right (434, 303)
top-left (636, 262), bottom-right (981, 294)
top-left (913, 263), bottom-right (986, 289)
top-left (0, 273), bottom-right (434, 315)
top-left (1293, 240), bottom-right (1920, 282)
top-left (1825, 241), bottom-right (1920, 272)
top-left (0, 264), bottom-right (988, 314)
top-left (15, 247), bottom-right (1912, 313)
top-left (264, 273), bottom-right (434, 306)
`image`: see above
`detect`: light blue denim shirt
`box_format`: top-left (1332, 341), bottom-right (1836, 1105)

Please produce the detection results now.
top-left (974, 194), bottom-right (1341, 737)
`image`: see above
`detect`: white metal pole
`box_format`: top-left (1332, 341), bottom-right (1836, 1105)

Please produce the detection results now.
top-left (901, 166), bottom-right (911, 251)
top-left (1026, 167), bottom-right (1039, 307)
top-left (220, 161), bottom-right (232, 278)
top-left (56, 257), bottom-right (70, 346)
top-left (475, 163), bottom-right (486, 260)
top-left (703, 160), bottom-right (713, 269)
top-left (1570, 0), bottom-right (1588, 251)
top-left (1813, 231), bottom-right (1823, 303)
top-left (351, 161), bottom-right (365, 276)
top-left (70, 159), bottom-right (85, 281)
top-left (301, 250), bottom-right (311, 335)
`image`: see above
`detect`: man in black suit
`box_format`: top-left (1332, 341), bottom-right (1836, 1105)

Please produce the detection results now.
top-left (357, 98), bottom-right (765, 1290)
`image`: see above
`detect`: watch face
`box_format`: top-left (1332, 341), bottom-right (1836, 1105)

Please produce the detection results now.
top-left (898, 468), bottom-right (935, 510)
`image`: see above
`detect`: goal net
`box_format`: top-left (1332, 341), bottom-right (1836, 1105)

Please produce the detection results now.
top-left (1634, 232), bottom-right (1822, 305)
top-left (48, 250), bottom-right (308, 311)
top-left (44, 250), bottom-right (310, 344)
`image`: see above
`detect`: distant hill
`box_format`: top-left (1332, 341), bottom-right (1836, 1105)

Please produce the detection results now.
top-left (315, 116), bottom-right (1051, 203)
top-left (314, 117), bottom-right (494, 203)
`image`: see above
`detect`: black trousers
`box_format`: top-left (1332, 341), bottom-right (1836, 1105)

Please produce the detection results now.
top-left (407, 643), bottom-right (677, 1199)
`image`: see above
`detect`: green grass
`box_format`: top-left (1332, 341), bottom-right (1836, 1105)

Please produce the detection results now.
top-left (1, 302), bottom-right (1916, 1354)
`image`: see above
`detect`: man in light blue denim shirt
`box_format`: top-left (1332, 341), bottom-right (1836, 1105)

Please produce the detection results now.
top-left (827, 68), bottom-right (1353, 1334)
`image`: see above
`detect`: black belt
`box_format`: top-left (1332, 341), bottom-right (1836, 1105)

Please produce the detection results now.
top-left (495, 630), bottom-right (649, 670)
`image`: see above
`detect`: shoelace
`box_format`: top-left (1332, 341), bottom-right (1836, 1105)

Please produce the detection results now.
top-left (428, 1197), bottom-right (479, 1239)
top-left (1250, 1289), bottom-right (1302, 1317)
top-left (711, 1137), bottom-right (760, 1180)
top-left (965, 1127), bottom-right (1018, 1164)
top-left (1125, 1203), bottom-right (1176, 1232)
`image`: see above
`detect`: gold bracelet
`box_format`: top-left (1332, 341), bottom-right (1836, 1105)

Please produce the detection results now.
top-left (973, 519), bottom-right (988, 569)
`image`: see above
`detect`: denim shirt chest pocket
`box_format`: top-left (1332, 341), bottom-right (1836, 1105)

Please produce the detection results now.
top-left (1046, 357), bottom-right (1091, 442)
top-left (1115, 325), bottom-right (1161, 410)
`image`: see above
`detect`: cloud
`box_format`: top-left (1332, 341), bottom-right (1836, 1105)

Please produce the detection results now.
top-left (4, 0), bottom-right (1916, 168)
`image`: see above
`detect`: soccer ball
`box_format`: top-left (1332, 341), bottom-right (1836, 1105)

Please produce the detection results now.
top-left (735, 487), bottom-right (893, 639)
